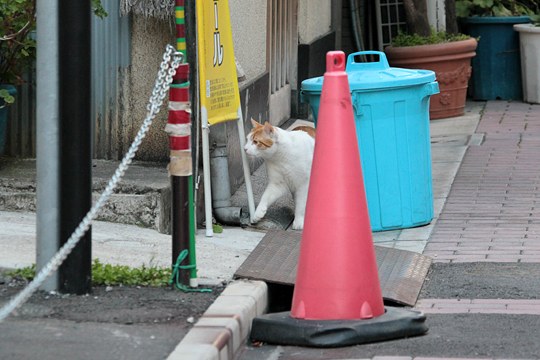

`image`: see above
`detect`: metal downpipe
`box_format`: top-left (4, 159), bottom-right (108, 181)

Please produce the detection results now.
top-left (349, 0), bottom-right (366, 55)
top-left (209, 145), bottom-right (244, 225)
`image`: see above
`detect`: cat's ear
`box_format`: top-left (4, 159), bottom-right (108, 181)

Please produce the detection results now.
top-left (263, 121), bottom-right (274, 135)
top-left (250, 118), bottom-right (262, 128)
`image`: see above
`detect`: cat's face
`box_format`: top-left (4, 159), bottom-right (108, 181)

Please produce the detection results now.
top-left (244, 119), bottom-right (277, 158)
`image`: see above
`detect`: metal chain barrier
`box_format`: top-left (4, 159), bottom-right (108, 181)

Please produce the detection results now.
top-left (0, 45), bottom-right (183, 323)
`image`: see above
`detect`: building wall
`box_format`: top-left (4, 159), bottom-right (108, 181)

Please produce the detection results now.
top-left (126, 15), bottom-right (176, 162)
top-left (229, 0), bottom-right (267, 81)
top-left (298, 0), bottom-right (332, 44)
top-left (295, 0), bottom-right (336, 119)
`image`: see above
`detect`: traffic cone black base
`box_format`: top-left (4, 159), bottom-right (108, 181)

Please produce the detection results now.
top-left (250, 307), bottom-right (427, 348)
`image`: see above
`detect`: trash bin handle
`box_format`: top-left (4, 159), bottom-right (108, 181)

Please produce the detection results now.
top-left (346, 51), bottom-right (390, 72)
top-left (422, 81), bottom-right (440, 98)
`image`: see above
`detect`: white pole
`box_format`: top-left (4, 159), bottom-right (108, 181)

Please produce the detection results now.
top-left (237, 107), bottom-right (256, 222)
top-left (201, 107), bottom-right (214, 237)
top-left (36, 0), bottom-right (60, 291)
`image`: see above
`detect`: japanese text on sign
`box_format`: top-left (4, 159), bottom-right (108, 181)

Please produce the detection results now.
top-left (197, 0), bottom-right (240, 125)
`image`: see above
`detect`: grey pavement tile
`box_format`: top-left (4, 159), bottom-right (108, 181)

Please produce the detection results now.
top-left (392, 240), bottom-right (428, 253)
top-left (372, 229), bottom-right (401, 243)
top-left (430, 145), bottom-right (467, 163)
top-left (397, 223), bottom-right (434, 241)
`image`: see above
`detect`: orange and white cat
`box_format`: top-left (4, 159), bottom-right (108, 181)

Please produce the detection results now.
top-left (244, 119), bottom-right (315, 230)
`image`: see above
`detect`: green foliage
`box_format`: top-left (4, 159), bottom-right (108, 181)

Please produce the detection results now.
top-left (6, 264), bottom-right (36, 281)
top-left (92, 0), bottom-right (108, 19)
top-left (0, 88), bottom-right (15, 105)
top-left (0, 0), bottom-right (36, 86)
top-left (213, 223), bottom-right (224, 233)
top-left (391, 30), bottom-right (471, 47)
top-left (91, 259), bottom-right (172, 286)
top-left (0, 0), bottom-right (108, 104)
top-left (456, 0), bottom-right (539, 17)
top-left (5, 260), bottom-right (173, 287)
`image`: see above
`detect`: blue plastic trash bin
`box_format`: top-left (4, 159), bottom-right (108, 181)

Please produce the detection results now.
top-left (461, 16), bottom-right (530, 100)
top-left (301, 51), bottom-right (439, 232)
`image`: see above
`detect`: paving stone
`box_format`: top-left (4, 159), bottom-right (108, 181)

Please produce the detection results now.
top-left (427, 104), bottom-right (540, 262)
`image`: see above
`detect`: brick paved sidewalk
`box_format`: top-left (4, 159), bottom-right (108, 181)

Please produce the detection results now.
top-left (416, 298), bottom-right (540, 315)
top-left (424, 101), bottom-right (540, 263)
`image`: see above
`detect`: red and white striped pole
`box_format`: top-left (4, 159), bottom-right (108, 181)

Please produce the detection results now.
top-left (166, 0), bottom-right (198, 288)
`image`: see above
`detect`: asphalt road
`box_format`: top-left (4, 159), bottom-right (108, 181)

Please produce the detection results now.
top-left (0, 274), bottom-right (222, 360)
top-left (238, 263), bottom-right (540, 359)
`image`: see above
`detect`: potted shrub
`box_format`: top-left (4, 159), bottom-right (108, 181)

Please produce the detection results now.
top-left (514, 15), bottom-right (540, 103)
top-left (384, 0), bottom-right (478, 120)
top-left (0, 0), bottom-right (107, 155)
top-left (0, 0), bottom-right (107, 93)
top-left (0, 0), bottom-right (36, 154)
top-left (457, 0), bottom-right (537, 100)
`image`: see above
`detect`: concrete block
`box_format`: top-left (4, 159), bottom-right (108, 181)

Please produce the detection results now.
top-left (221, 280), bottom-right (268, 315)
top-left (203, 282), bottom-right (267, 341)
top-left (196, 317), bottom-right (241, 356)
top-left (203, 296), bottom-right (255, 341)
top-left (179, 327), bottom-right (232, 360)
top-left (167, 344), bottom-right (218, 360)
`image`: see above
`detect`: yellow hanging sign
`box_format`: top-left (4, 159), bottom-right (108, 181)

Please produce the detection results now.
top-left (196, 0), bottom-right (240, 125)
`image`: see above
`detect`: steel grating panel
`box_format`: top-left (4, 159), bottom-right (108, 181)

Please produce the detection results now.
top-left (234, 230), bottom-right (432, 306)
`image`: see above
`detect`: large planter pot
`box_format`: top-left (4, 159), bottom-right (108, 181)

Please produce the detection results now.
top-left (0, 84), bottom-right (16, 155)
top-left (461, 16), bottom-right (530, 100)
top-left (514, 24), bottom-right (540, 104)
top-left (384, 38), bottom-right (477, 120)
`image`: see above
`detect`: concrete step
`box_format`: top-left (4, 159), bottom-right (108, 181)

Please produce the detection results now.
top-left (0, 158), bottom-right (173, 234)
top-left (0, 157), bottom-right (296, 235)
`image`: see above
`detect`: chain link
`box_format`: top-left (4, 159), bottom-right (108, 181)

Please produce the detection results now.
top-left (0, 44), bottom-right (183, 323)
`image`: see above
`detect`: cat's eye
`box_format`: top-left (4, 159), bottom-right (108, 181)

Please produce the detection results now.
top-left (252, 140), bottom-right (259, 145)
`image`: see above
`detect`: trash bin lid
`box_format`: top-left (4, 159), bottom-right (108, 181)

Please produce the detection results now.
top-left (464, 15), bottom-right (530, 24)
top-left (302, 51), bottom-right (436, 92)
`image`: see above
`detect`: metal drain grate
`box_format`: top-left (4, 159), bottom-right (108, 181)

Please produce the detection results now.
top-left (234, 230), bottom-right (432, 306)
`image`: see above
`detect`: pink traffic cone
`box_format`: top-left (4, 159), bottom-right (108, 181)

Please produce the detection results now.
top-left (290, 51), bottom-right (385, 320)
top-left (249, 51), bottom-right (427, 348)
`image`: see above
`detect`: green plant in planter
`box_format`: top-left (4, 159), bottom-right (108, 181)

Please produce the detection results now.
top-left (0, 0), bottom-right (108, 105)
top-left (456, 0), bottom-right (539, 17)
top-left (385, 1), bottom-right (479, 120)
top-left (391, 30), bottom-right (472, 47)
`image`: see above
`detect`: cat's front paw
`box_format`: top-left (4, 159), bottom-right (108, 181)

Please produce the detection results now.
top-left (292, 217), bottom-right (304, 230)
top-left (252, 207), bottom-right (267, 224)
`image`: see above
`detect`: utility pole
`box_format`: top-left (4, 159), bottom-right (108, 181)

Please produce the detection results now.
top-left (57, 0), bottom-right (92, 294)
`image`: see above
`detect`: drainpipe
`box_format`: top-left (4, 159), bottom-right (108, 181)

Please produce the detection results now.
top-left (209, 144), bottom-right (245, 225)
top-left (349, 0), bottom-right (365, 54)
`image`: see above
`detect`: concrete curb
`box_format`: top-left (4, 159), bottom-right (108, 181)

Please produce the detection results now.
top-left (167, 279), bottom-right (268, 360)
